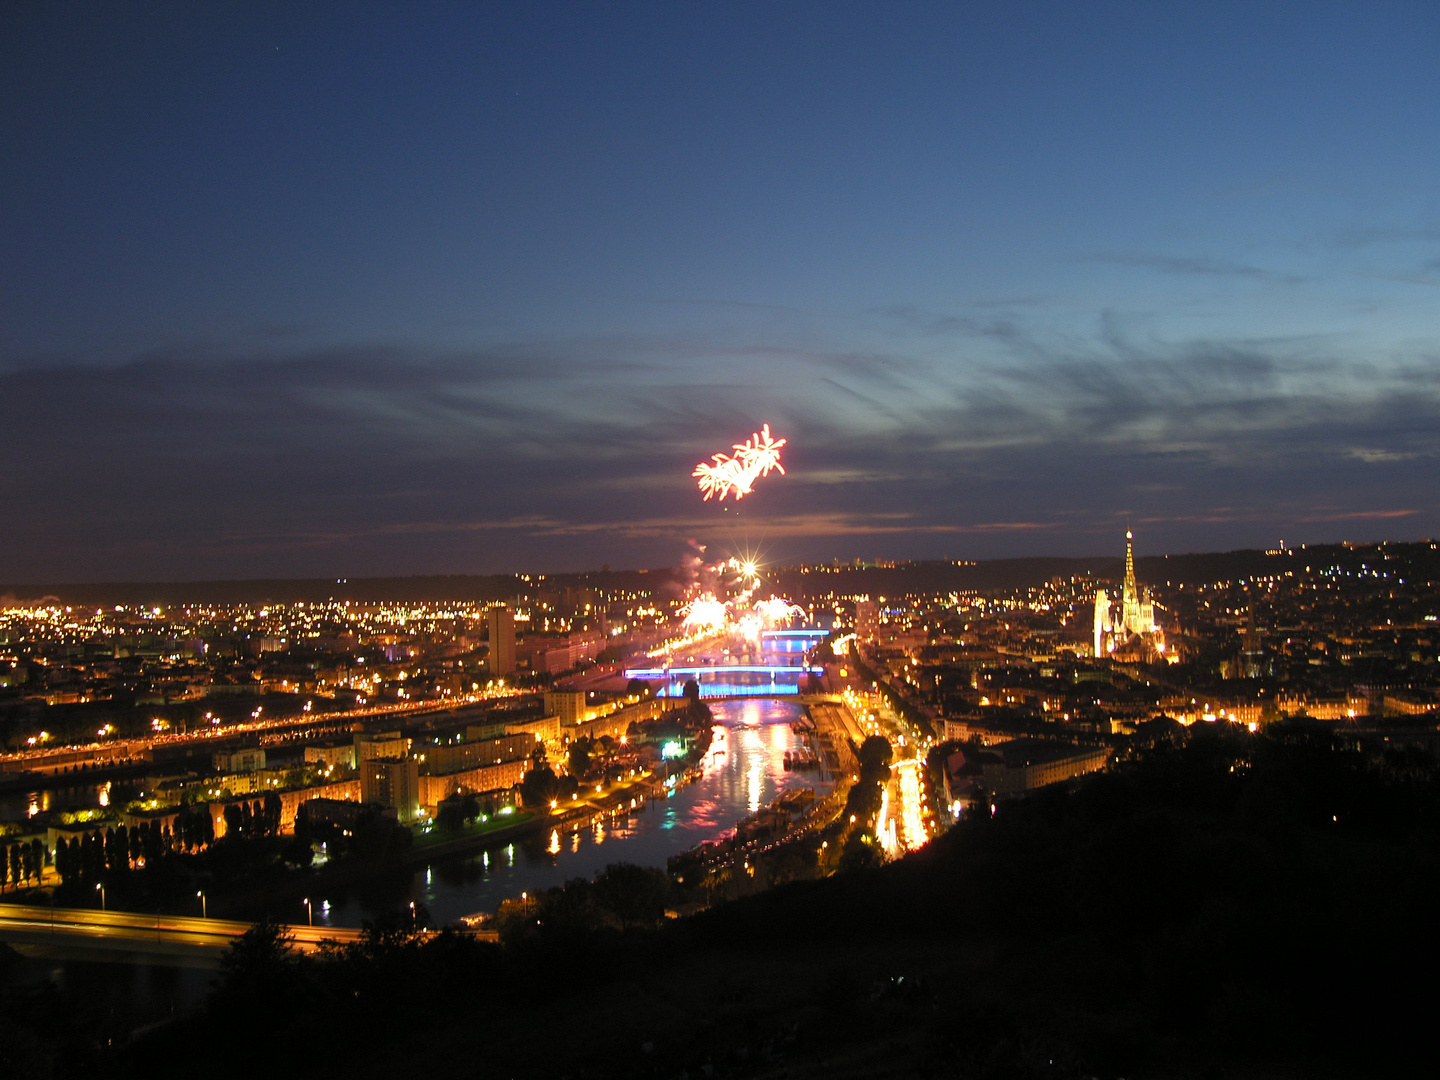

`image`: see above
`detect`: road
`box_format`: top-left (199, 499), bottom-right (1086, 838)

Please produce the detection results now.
top-left (0, 901), bottom-right (366, 966)
top-left (0, 688), bottom-right (526, 775)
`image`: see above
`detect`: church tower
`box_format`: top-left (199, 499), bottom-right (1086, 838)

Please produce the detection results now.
top-left (1121, 530), bottom-right (1141, 631)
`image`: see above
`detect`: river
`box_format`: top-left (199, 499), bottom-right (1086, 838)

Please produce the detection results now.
top-left (310, 696), bottom-right (827, 927)
top-left (0, 776), bottom-right (133, 822)
top-left (0, 698), bottom-right (829, 927)
top-left (0, 696), bottom-right (825, 1031)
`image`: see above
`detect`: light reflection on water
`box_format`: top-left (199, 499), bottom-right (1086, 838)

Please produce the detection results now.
top-left (1, 777), bottom-right (151, 823)
top-left (319, 698), bottom-right (827, 927)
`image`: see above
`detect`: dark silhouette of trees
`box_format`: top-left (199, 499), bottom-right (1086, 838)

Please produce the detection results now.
top-left (593, 862), bottom-right (670, 930)
top-left (520, 764), bottom-right (561, 807)
top-left (568, 735), bottom-right (594, 779)
top-left (436, 796), bottom-right (467, 833)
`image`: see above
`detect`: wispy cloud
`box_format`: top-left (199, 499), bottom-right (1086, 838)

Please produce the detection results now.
top-left (1089, 253), bottom-right (1281, 280)
top-left (2, 314), bottom-right (1438, 579)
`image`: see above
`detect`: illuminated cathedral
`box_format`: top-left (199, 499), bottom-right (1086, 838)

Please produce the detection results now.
top-left (1094, 531), bottom-right (1168, 661)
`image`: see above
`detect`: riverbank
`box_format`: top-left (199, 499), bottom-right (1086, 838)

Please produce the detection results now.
top-left (206, 765), bottom-right (694, 923)
top-left (25, 699), bottom-right (816, 930)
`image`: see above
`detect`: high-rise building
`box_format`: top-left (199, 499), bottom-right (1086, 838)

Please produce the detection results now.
top-left (854, 599), bottom-right (877, 640)
top-left (488, 606), bottom-right (516, 677)
top-left (544, 689), bottom-right (587, 725)
top-left (361, 756), bottom-right (420, 823)
top-left (354, 731), bottom-right (410, 763)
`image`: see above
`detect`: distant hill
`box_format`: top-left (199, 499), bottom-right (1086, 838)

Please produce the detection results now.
top-left (3, 539), bottom-right (1436, 606)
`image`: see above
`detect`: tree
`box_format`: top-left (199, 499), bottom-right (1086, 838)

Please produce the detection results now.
top-left (520, 765), bottom-right (561, 808)
top-left (839, 830), bottom-right (883, 873)
top-left (568, 736), bottom-right (594, 780)
top-left (593, 862), bottom-right (670, 931)
top-left (263, 792), bottom-right (283, 837)
top-left (104, 827), bottom-right (127, 876)
top-left (54, 837), bottom-right (72, 886)
top-left (82, 832), bottom-right (105, 881)
top-left (436, 797), bottom-right (466, 834)
top-left (858, 734), bottom-right (894, 773)
top-left (279, 833), bottom-right (314, 868)
top-left (142, 820), bottom-right (163, 862)
top-left (213, 917), bottom-right (303, 1019)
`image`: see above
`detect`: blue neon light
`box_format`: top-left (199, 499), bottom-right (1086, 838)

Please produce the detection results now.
top-left (624, 664), bottom-right (824, 678)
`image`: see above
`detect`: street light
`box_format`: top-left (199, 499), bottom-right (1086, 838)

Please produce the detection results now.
top-left (197, 890), bottom-right (206, 918)
top-left (409, 900), bottom-right (416, 931)
top-left (95, 882), bottom-right (105, 911)
top-left (304, 897), bottom-right (313, 926)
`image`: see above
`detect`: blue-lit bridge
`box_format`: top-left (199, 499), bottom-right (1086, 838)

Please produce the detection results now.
top-left (626, 627), bottom-right (831, 697)
top-left (623, 664), bottom-right (825, 679)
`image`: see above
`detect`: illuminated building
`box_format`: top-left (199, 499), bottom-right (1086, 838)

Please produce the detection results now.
top-left (354, 731), bottom-right (410, 763)
top-left (360, 756), bottom-right (420, 823)
top-left (545, 689), bottom-right (587, 725)
top-left (976, 739), bottom-right (1112, 796)
top-left (1093, 532), bottom-right (1167, 660)
top-left (211, 747), bottom-right (266, 773)
top-left (488, 606), bottom-right (516, 676)
top-left (854, 599), bottom-right (877, 640)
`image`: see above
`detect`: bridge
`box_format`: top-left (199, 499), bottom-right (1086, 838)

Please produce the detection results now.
top-left (0, 901), bottom-right (371, 968)
top-left (622, 663), bottom-right (826, 699)
top-left (623, 664), bottom-right (825, 679)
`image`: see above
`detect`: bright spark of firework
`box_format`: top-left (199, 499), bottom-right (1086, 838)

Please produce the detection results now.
top-left (679, 596), bottom-right (730, 635)
top-left (753, 596), bottom-right (805, 624)
top-left (693, 423), bottom-right (787, 501)
top-left (675, 591), bottom-right (805, 641)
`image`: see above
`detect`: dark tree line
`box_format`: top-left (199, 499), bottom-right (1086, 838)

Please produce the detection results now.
top-left (434, 792), bottom-right (485, 833)
top-left (490, 861), bottom-right (674, 943)
top-left (835, 734), bottom-right (892, 871)
top-left (293, 801), bottom-right (410, 861)
top-left (50, 802), bottom-right (224, 892)
top-left (2, 837), bottom-right (46, 890)
top-left (220, 792), bottom-right (282, 841)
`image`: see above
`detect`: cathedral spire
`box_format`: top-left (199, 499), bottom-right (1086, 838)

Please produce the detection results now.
top-left (1123, 530), bottom-right (1137, 603)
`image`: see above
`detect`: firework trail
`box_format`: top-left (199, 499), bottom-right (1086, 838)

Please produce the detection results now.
top-left (693, 423), bottom-right (787, 501)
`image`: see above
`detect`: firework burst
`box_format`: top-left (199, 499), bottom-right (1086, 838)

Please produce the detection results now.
top-left (693, 423), bottom-right (787, 501)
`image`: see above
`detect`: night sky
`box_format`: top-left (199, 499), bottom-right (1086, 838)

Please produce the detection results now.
top-left (4, 2), bottom-right (1440, 582)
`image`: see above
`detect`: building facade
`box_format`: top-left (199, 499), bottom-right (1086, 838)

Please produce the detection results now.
top-left (488, 606), bottom-right (516, 677)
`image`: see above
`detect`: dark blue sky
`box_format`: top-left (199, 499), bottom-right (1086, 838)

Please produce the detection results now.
top-left (3, 1), bottom-right (1439, 581)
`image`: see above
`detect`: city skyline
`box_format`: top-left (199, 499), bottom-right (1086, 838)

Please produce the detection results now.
top-left (4, 3), bottom-right (1440, 582)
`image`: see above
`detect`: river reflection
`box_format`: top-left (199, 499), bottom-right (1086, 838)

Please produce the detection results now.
top-left (0, 778), bottom-right (134, 822)
top-left (316, 697), bottom-right (827, 927)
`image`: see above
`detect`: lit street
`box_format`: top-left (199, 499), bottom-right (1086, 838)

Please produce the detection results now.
top-left (0, 901), bottom-right (366, 965)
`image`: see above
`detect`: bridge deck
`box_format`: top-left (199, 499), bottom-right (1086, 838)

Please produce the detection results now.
top-left (0, 902), bottom-right (363, 967)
